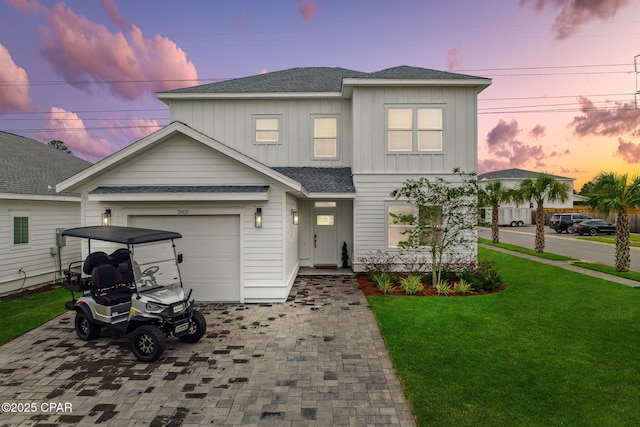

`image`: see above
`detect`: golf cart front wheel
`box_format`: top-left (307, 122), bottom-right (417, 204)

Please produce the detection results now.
top-left (75, 310), bottom-right (101, 341)
top-left (178, 310), bottom-right (207, 343)
top-left (131, 324), bottom-right (166, 362)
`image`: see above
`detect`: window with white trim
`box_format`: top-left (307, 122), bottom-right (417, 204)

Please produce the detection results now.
top-left (313, 117), bottom-right (337, 158)
top-left (387, 106), bottom-right (443, 152)
top-left (387, 204), bottom-right (442, 248)
top-left (12, 215), bottom-right (29, 245)
top-left (387, 204), bottom-right (413, 248)
top-left (254, 116), bottom-right (280, 143)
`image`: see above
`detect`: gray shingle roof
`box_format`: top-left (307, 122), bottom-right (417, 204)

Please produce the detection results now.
top-left (162, 66), bottom-right (488, 95)
top-left (0, 131), bottom-right (92, 196)
top-left (89, 186), bottom-right (269, 194)
top-left (478, 168), bottom-right (573, 181)
top-left (273, 167), bottom-right (355, 193)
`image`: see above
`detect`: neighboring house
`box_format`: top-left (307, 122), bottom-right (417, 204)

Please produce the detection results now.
top-left (0, 132), bottom-right (91, 296)
top-left (478, 168), bottom-right (576, 226)
top-left (57, 66), bottom-right (491, 303)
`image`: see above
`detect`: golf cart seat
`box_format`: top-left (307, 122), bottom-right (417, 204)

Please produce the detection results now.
top-left (91, 264), bottom-right (134, 306)
top-left (83, 252), bottom-right (109, 275)
top-left (108, 248), bottom-right (131, 267)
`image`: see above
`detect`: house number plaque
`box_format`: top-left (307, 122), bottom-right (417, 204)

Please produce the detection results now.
top-left (177, 209), bottom-right (189, 215)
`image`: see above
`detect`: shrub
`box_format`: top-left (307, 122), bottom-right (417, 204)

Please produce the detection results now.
top-left (481, 268), bottom-right (504, 292)
top-left (427, 268), bottom-right (450, 286)
top-left (434, 280), bottom-right (452, 295)
top-left (399, 273), bottom-right (424, 295)
top-left (369, 271), bottom-right (395, 295)
top-left (453, 279), bottom-right (473, 294)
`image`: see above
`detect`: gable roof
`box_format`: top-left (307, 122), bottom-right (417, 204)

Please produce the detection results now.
top-left (158, 65), bottom-right (491, 100)
top-left (0, 131), bottom-right (91, 198)
top-left (478, 168), bottom-right (573, 181)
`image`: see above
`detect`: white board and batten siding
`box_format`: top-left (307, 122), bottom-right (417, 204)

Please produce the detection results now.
top-left (351, 86), bottom-right (478, 175)
top-left (168, 98), bottom-right (353, 168)
top-left (0, 199), bottom-right (82, 295)
top-left (78, 134), bottom-right (296, 303)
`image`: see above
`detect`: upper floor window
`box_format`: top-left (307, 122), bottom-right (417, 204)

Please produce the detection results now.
top-left (13, 215), bottom-right (29, 245)
top-left (387, 106), bottom-right (443, 152)
top-left (254, 116), bottom-right (280, 143)
top-left (313, 117), bottom-right (337, 158)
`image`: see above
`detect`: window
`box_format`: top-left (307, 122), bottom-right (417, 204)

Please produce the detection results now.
top-left (315, 201), bottom-right (336, 208)
top-left (313, 117), bottom-right (337, 158)
top-left (388, 204), bottom-right (412, 248)
top-left (13, 216), bottom-right (29, 245)
top-left (387, 107), bottom-right (443, 152)
top-left (255, 116), bottom-right (280, 143)
top-left (387, 204), bottom-right (442, 248)
top-left (316, 214), bottom-right (335, 226)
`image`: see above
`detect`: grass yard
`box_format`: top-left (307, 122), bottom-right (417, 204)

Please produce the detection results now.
top-left (369, 247), bottom-right (640, 427)
top-left (572, 261), bottom-right (640, 282)
top-left (0, 286), bottom-right (69, 346)
top-left (478, 237), bottom-right (576, 261)
top-left (579, 234), bottom-right (640, 248)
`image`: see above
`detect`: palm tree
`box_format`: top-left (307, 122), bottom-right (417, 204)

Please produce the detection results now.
top-left (478, 180), bottom-right (517, 243)
top-left (585, 172), bottom-right (640, 272)
top-left (518, 173), bottom-right (569, 253)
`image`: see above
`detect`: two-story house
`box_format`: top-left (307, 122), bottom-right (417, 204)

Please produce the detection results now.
top-left (57, 66), bottom-right (491, 303)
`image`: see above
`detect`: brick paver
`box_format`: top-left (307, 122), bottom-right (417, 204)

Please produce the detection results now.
top-left (0, 275), bottom-right (416, 426)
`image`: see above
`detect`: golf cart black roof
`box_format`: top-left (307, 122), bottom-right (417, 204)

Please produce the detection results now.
top-left (62, 226), bottom-right (182, 244)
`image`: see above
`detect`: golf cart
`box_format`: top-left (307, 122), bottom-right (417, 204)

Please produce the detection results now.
top-left (62, 226), bottom-right (206, 362)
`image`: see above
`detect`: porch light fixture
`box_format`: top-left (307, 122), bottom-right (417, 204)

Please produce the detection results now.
top-left (102, 209), bottom-right (112, 226)
top-left (255, 207), bottom-right (263, 228)
top-left (292, 209), bottom-right (299, 225)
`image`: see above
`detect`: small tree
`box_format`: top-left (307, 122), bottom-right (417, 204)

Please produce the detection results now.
top-left (586, 172), bottom-right (640, 272)
top-left (390, 168), bottom-right (478, 287)
top-left (518, 173), bottom-right (569, 253)
top-left (478, 180), bottom-right (518, 243)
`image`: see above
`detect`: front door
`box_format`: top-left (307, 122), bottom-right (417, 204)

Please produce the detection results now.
top-left (314, 212), bottom-right (337, 267)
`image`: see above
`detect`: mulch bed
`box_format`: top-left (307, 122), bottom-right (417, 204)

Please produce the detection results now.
top-left (0, 281), bottom-right (65, 303)
top-left (356, 273), bottom-right (504, 297)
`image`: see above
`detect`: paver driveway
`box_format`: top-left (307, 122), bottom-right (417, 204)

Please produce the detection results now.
top-left (0, 275), bottom-right (416, 426)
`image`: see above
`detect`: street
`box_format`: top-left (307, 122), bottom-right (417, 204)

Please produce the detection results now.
top-left (478, 226), bottom-right (640, 272)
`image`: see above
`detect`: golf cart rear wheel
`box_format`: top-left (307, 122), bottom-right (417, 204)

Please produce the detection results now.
top-left (75, 310), bottom-right (101, 341)
top-left (178, 310), bottom-right (207, 343)
top-left (131, 324), bottom-right (166, 362)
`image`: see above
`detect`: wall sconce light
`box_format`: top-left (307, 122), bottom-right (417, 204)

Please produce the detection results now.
top-left (255, 207), bottom-right (262, 228)
top-left (102, 209), bottom-right (112, 226)
top-left (292, 209), bottom-right (299, 225)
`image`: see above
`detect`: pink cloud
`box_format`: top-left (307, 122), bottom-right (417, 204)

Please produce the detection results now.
top-left (296, 0), bottom-right (318, 22)
top-left (615, 138), bottom-right (640, 164)
top-left (10, 0), bottom-right (199, 101)
top-left (571, 96), bottom-right (640, 138)
top-left (5, 0), bottom-right (43, 14)
top-left (40, 107), bottom-right (115, 162)
top-left (259, 68), bottom-right (268, 75)
top-left (520, 0), bottom-right (632, 41)
top-left (104, 116), bottom-right (161, 148)
top-left (529, 124), bottom-right (546, 139)
top-left (447, 44), bottom-right (462, 71)
top-left (480, 118), bottom-right (547, 172)
top-left (101, 0), bottom-right (132, 30)
top-left (0, 42), bottom-right (32, 112)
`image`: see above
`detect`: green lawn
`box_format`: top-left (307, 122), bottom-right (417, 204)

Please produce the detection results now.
top-left (0, 287), bottom-right (69, 345)
top-left (369, 247), bottom-right (640, 427)
top-left (478, 237), bottom-right (576, 261)
top-left (571, 262), bottom-right (640, 282)
top-left (578, 234), bottom-right (640, 248)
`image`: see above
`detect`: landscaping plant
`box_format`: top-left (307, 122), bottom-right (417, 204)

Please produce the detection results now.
top-left (399, 273), bottom-right (424, 295)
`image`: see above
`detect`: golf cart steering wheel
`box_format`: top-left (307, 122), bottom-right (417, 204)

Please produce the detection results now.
top-left (140, 265), bottom-right (160, 286)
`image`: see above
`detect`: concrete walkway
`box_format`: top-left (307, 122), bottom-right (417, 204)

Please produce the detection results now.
top-left (0, 275), bottom-right (416, 426)
top-left (479, 243), bottom-right (640, 288)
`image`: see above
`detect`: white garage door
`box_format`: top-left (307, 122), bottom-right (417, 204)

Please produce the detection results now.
top-left (129, 215), bottom-right (240, 302)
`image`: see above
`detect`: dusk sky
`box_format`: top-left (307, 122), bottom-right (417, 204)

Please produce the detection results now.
top-left (1, 0), bottom-right (640, 189)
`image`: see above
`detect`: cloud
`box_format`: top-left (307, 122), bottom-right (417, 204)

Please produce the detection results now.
top-left (8, 0), bottom-right (199, 101)
top-left (571, 96), bottom-right (640, 138)
top-left (480, 118), bottom-right (547, 173)
top-left (550, 149), bottom-right (570, 157)
top-left (259, 68), bottom-right (268, 75)
top-left (520, 0), bottom-right (632, 41)
top-left (104, 116), bottom-right (161, 148)
top-left (39, 107), bottom-right (115, 162)
top-left (0, 43), bottom-right (32, 112)
top-left (529, 124), bottom-right (546, 139)
top-left (447, 44), bottom-right (462, 71)
top-left (295, 0), bottom-right (318, 22)
top-left (615, 138), bottom-right (640, 164)
top-left (101, 0), bottom-right (132, 30)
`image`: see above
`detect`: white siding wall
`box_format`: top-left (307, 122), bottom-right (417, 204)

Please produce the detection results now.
top-left (74, 134), bottom-right (297, 302)
top-left (168, 98), bottom-right (353, 167)
top-left (351, 86), bottom-right (478, 175)
top-left (352, 174), bottom-right (477, 272)
top-left (284, 193), bottom-right (299, 286)
top-left (0, 199), bottom-right (82, 295)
